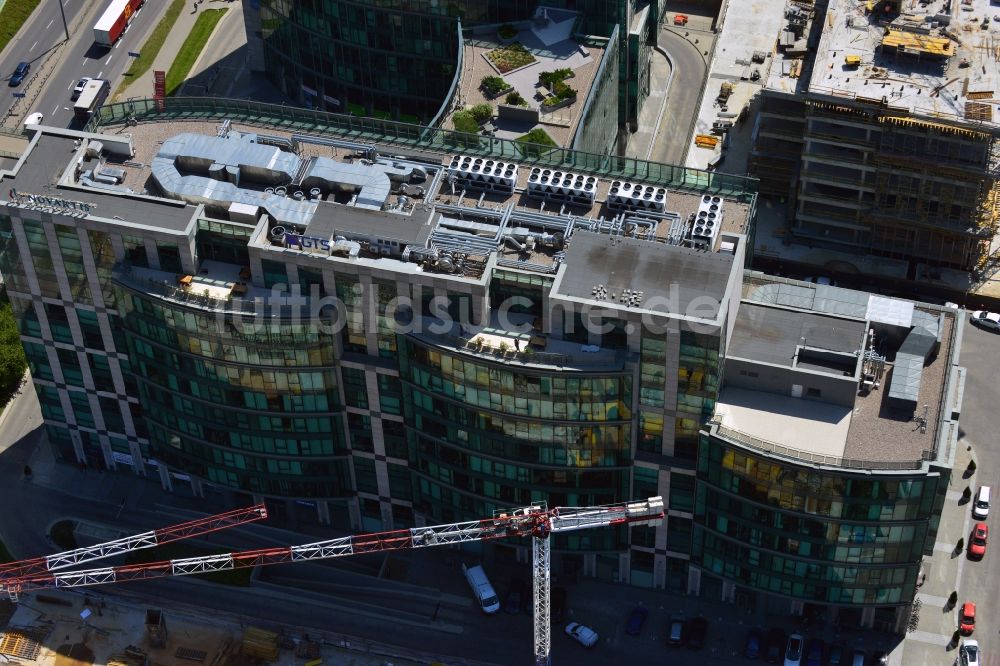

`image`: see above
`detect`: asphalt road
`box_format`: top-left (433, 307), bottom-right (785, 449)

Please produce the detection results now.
top-left (955, 316), bottom-right (1000, 662)
top-left (1, 0), bottom-right (168, 128)
top-left (0, 387), bottom-right (868, 666)
top-left (650, 28), bottom-right (708, 166)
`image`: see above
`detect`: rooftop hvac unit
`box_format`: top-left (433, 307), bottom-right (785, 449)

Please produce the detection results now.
top-left (526, 167), bottom-right (597, 206)
top-left (607, 180), bottom-right (667, 213)
top-left (692, 195), bottom-right (725, 245)
top-left (448, 155), bottom-right (517, 194)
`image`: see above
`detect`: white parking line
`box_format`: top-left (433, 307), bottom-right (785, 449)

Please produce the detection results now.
top-left (105, 55), bottom-right (113, 65)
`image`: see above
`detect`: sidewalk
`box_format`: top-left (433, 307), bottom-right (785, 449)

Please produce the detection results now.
top-left (624, 46), bottom-right (671, 160)
top-left (116, 0), bottom-right (240, 101)
top-left (900, 441), bottom-right (976, 665)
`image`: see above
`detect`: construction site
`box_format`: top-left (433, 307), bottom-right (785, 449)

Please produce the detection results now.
top-left (0, 591), bottom-right (420, 666)
top-left (696, 0), bottom-right (1000, 296)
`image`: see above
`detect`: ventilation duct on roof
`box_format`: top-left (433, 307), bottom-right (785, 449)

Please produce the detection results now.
top-left (887, 310), bottom-right (941, 415)
top-left (151, 133), bottom-right (407, 226)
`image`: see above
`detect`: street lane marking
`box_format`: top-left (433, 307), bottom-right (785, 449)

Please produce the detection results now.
top-left (97, 71), bottom-right (103, 79)
top-left (29, 41), bottom-right (37, 51)
top-left (51, 104), bottom-right (58, 115)
top-left (105, 55), bottom-right (113, 65)
top-left (67, 81), bottom-right (73, 90)
top-left (46, 19), bottom-right (53, 29)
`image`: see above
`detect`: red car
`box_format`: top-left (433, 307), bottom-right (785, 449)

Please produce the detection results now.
top-left (969, 523), bottom-right (989, 559)
top-left (960, 602), bottom-right (976, 635)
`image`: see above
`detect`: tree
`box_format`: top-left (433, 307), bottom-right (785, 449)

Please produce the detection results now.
top-left (0, 296), bottom-right (25, 399)
top-left (505, 91), bottom-right (527, 107)
top-left (469, 103), bottom-right (494, 124)
top-left (480, 75), bottom-right (508, 97)
top-left (452, 110), bottom-right (479, 134)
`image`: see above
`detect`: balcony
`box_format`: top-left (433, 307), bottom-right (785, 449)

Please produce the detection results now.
top-left (405, 313), bottom-right (631, 372)
top-left (113, 260), bottom-right (312, 319)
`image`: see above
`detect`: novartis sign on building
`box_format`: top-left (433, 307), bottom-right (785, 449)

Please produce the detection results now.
top-left (7, 189), bottom-right (95, 214)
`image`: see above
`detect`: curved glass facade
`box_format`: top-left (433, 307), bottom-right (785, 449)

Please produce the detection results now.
top-left (260, 0), bottom-right (464, 121)
top-left (399, 337), bottom-right (633, 551)
top-left (254, 0), bottom-right (651, 125)
top-left (694, 436), bottom-right (942, 605)
top-left (116, 287), bottom-right (353, 498)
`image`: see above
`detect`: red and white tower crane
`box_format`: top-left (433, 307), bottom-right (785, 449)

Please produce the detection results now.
top-left (0, 496), bottom-right (664, 665)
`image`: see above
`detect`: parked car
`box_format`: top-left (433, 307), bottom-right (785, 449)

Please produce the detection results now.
top-left (565, 621), bottom-right (598, 648)
top-left (973, 485), bottom-right (992, 519)
top-left (551, 587), bottom-right (567, 623)
top-left (745, 628), bottom-right (763, 659)
top-left (960, 602), bottom-right (977, 635)
top-left (804, 638), bottom-right (825, 666)
top-left (9, 61), bottom-right (30, 87)
top-left (785, 633), bottom-right (804, 666)
top-left (961, 639), bottom-right (981, 666)
top-left (503, 579), bottom-right (526, 614)
top-left (71, 77), bottom-right (91, 101)
top-left (765, 628), bottom-right (787, 664)
top-left (970, 310), bottom-right (1000, 332)
top-left (667, 617), bottom-right (685, 646)
top-left (625, 605), bottom-right (648, 636)
top-left (804, 276), bottom-right (837, 286)
top-left (685, 617), bottom-right (708, 649)
top-left (826, 645), bottom-right (844, 666)
top-left (969, 522), bottom-right (988, 559)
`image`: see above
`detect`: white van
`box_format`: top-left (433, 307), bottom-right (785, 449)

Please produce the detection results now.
top-left (462, 562), bottom-right (500, 614)
top-left (973, 486), bottom-right (991, 519)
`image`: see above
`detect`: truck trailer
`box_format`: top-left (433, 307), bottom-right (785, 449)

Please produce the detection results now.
top-left (93, 0), bottom-right (144, 47)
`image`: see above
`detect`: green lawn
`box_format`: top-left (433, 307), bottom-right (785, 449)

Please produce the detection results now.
top-left (125, 542), bottom-right (252, 586)
top-left (115, 0), bottom-right (186, 99)
top-left (0, 0), bottom-right (42, 59)
top-left (517, 128), bottom-right (557, 157)
top-left (165, 8), bottom-right (227, 96)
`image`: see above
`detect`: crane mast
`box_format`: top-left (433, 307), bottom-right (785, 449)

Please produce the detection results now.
top-left (0, 497), bottom-right (663, 665)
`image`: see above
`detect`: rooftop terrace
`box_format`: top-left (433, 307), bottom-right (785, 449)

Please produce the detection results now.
top-left (712, 274), bottom-right (959, 469)
top-left (3, 114), bottom-right (755, 289)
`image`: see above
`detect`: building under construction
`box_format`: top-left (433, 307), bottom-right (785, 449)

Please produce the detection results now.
top-left (747, 0), bottom-right (1000, 287)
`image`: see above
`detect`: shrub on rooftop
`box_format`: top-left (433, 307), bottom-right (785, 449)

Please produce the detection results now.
top-left (469, 103), bottom-right (494, 124)
top-left (480, 75), bottom-right (509, 97)
top-left (498, 24), bottom-right (518, 40)
top-left (452, 110), bottom-right (480, 134)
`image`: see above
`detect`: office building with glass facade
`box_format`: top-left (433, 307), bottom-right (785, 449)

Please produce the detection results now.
top-left (0, 118), bottom-right (754, 584)
top-left (691, 273), bottom-right (963, 630)
top-left (248, 0), bottom-right (667, 130)
top-left (0, 114), bottom-right (962, 624)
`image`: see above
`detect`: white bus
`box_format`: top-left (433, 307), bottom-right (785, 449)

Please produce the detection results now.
top-left (73, 79), bottom-right (110, 121)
